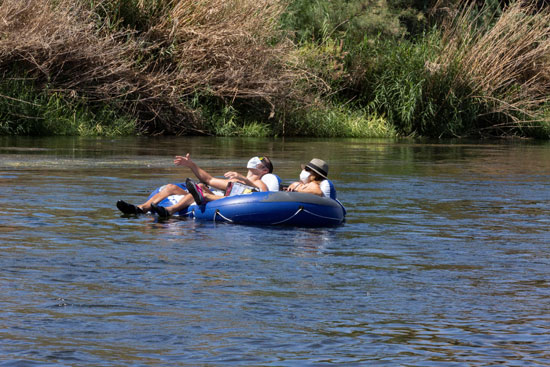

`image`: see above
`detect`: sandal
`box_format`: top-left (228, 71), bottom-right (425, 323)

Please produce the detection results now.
top-left (116, 200), bottom-right (144, 215)
top-left (151, 203), bottom-right (170, 218)
top-left (185, 178), bottom-right (205, 205)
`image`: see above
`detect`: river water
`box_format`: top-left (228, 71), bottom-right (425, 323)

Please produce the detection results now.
top-left (0, 136), bottom-right (549, 366)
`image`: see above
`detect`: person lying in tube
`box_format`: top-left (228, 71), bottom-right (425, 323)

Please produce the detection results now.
top-left (284, 158), bottom-right (329, 197)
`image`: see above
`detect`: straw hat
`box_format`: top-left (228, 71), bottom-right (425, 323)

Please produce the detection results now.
top-left (302, 158), bottom-right (328, 179)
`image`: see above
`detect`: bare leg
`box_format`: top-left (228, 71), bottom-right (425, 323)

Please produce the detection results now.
top-left (139, 184), bottom-right (187, 211)
top-left (198, 183), bottom-right (223, 202)
top-left (152, 184), bottom-right (223, 217)
top-left (164, 194), bottom-right (195, 214)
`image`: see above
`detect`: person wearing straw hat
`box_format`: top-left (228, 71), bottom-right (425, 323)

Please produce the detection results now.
top-left (285, 158), bottom-right (329, 197)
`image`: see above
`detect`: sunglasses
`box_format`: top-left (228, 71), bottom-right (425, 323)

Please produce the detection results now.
top-left (257, 157), bottom-right (270, 171)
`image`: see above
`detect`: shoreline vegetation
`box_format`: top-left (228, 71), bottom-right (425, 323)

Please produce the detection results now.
top-left (1, 0), bottom-right (549, 139)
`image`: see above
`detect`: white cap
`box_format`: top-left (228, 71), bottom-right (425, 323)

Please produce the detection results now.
top-left (247, 157), bottom-right (262, 169)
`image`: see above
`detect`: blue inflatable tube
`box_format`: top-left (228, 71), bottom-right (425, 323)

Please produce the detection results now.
top-left (150, 186), bottom-right (346, 227)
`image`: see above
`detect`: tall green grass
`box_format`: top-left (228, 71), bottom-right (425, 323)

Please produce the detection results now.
top-left (0, 76), bottom-right (135, 136)
top-left (196, 95), bottom-right (395, 138)
top-left (343, 1), bottom-right (550, 138)
top-left (353, 34), bottom-right (483, 137)
top-left (434, 1), bottom-right (550, 138)
top-left (278, 103), bottom-right (395, 138)
top-left (199, 104), bottom-right (274, 137)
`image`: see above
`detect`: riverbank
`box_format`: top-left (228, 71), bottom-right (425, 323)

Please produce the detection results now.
top-left (1, 0), bottom-right (549, 138)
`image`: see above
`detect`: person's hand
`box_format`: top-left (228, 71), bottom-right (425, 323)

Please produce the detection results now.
top-left (174, 153), bottom-right (192, 167)
top-left (286, 182), bottom-right (301, 192)
top-left (224, 171), bottom-right (244, 180)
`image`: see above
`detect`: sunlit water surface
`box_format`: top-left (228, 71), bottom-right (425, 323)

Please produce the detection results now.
top-left (0, 136), bottom-right (549, 366)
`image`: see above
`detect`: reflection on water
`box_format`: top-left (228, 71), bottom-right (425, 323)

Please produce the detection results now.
top-left (0, 136), bottom-right (549, 366)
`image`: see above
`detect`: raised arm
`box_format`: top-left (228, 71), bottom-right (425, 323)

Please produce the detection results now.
top-left (174, 154), bottom-right (228, 190)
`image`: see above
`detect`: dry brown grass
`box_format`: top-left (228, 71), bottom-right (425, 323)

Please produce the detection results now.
top-left (0, 0), bottom-right (181, 133)
top-left (435, 1), bottom-right (550, 131)
top-left (152, 0), bottom-right (300, 102)
top-left (0, 0), bottom-right (305, 134)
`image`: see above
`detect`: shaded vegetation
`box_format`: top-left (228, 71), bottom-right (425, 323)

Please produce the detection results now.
top-left (0, 73), bottom-right (135, 135)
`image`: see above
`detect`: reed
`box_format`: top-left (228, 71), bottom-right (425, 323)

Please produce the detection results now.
top-left (360, 1), bottom-right (550, 138)
top-left (361, 34), bottom-right (480, 137)
top-left (434, 1), bottom-right (550, 136)
top-left (0, 0), bottom-right (302, 135)
top-left (152, 0), bottom-right (303, 104)
top-left (0, 0), bottom-right (189, 134)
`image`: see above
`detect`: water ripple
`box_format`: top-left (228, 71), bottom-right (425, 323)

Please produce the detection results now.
top-left (1, 138), bottom-right (549, 366)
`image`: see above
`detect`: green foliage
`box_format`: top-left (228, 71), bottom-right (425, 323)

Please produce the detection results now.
top-left (2, 0), bottom-right (550, 139)
top-left (524, 106), bottom-right (550, 139)
top-left (280, 0), bottom-right (428, 45)
top-left (0, 77), bottom-right (136, 136)
top-left (282, 103), bottom-right (396, 138)
top-left (293, 39), bottom-right (348, 92)
top-left (199, 104), bottom-right (273, 137)
top-left (193, 94), bottom-right (395, 138)
top-left (356, 34), bottom-right (484, 137)
top-left (281, 0), bottom-right (550, 139)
